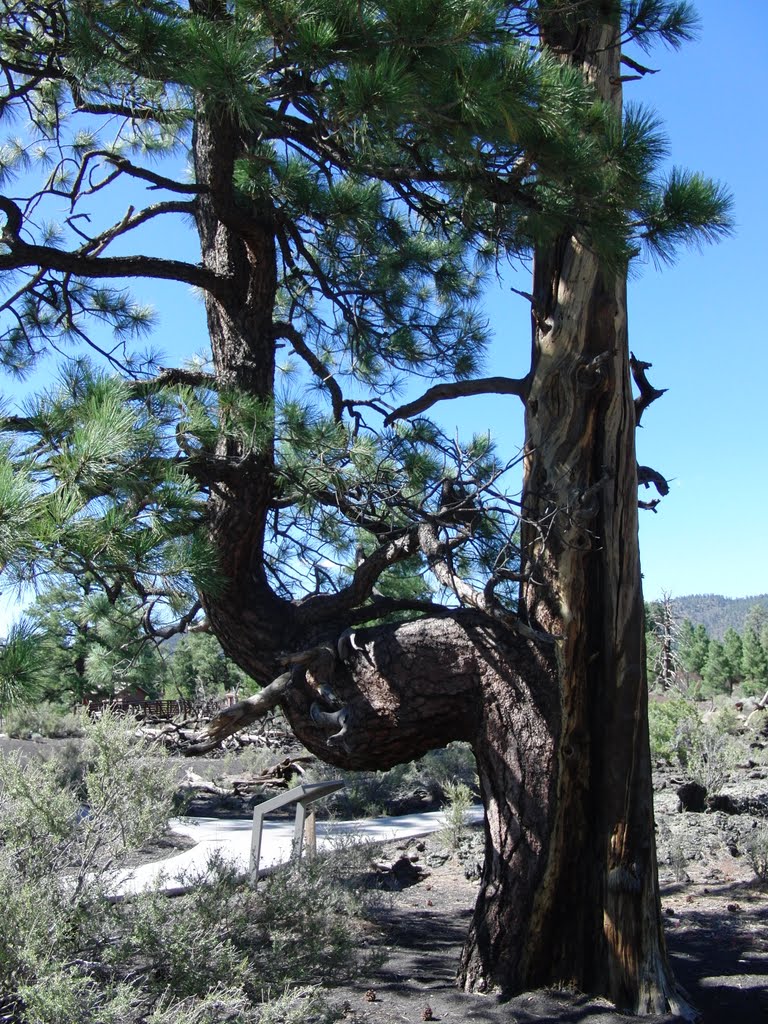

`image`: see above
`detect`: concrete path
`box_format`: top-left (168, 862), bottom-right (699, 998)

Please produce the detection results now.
top-left (114, 806), bottom-right (484, 896)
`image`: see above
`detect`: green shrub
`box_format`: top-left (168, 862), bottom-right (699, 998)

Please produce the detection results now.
top-left (145, 985), bottom-right (336, 1024)
top-left (0, 711), bottom-right (380, 1023)
top-left (685, 726), bottom-right (745, 794)
top-left (647, 697), bottom-right (698, 763)
top-left (417, 742), bottom-right (477, 792)
top-left (105, 869), bottom-right (251, 1001)
top-left (648, 697), bottom-right (750, 792)
top-left (705, 704), bottom-right (743, 736)
top-left (3, 701), bottom-right (85, 738)
top-left (746, 826), bottom-right (768, 884)
top-left (312, 741), bottom-right (478, 818)
top-left (16, 970), bottom-right (137, 1024)
top-left (738, 678), bottom-right (768, 699)
top-left (243, 850), bottom-right (385, 986)
top-left (746, 708), bottom-right (768, 735)
top-left (440, 780), bottom-right (473, 851)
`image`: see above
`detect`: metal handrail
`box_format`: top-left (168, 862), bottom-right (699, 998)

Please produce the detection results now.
top-left (249, 779), bottom-right (345, 882)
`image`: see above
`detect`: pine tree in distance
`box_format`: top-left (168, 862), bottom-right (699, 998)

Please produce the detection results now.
top-left (0, 0), bottom-right (732, 1015)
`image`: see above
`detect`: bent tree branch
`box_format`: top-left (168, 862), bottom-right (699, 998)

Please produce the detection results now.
top-left (385, 375), bottom-right (531, 426)
top-left (0, 239), bottom-right (224, 295)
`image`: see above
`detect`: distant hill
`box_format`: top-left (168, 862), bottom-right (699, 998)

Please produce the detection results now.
top-left (654, 594), bottom-right (768, 639)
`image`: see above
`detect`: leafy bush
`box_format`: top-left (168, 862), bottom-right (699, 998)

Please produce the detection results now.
top-left (214, 738), bottom-right (294, 780)
top-left (0, 711), bottom-right (379, 1023)
top-left (312, 741), bottom-right (478, 818)
top-left (746, 826), bottom-right (768, 884)
top-left (704, 704), bottom-right (743, 736)
top-left (246, 853), bottom-right (385, 985)
top-left (3, 701), bottom-right (85, 738)
top-left (747, 706), bottom-right (768, 728)
top-left (685, 725), bottom-right (745, 795)
top-left (648, 697), bottom-right (750, 793)
top-left (738, 678), bottom-right (768, 699)
top-left (648, 697), bottom-right (698, 763)
top-left (440, 780), bottom-right (473, 851)
top-left (145, 985), bottom-right (337, 1024)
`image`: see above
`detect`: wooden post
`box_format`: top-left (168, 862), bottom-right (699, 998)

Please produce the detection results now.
top-left (305, 809), bottom-right (317, 859)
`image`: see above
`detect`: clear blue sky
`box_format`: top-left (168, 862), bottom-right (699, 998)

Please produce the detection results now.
top-left (626, 0), bottom-right (768, 600)
top-left (434, 0), bottom-right (768, 602)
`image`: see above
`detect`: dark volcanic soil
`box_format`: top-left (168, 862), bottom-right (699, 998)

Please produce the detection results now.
top-left (323, 762), bottom-right (768, 1024)
top-left (326, 817), bottom-right (768, 1024)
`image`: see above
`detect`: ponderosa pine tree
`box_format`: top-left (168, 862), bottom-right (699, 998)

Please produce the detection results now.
top-left (678, 619), bottom-right (709, 678)
top-left (25, 580), bottom-right (168, 700)
top-left (722, 626), bottom-right (744, 692)
top-left (741, 606), bottom-right (768, 695)
top-left (701, 638), bottom-right (729, 696)
top-left (0, 0), bottom-right (731, 1015)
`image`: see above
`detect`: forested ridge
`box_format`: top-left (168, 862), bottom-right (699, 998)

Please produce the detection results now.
top-left (666, 594), bottom-right (768, 640)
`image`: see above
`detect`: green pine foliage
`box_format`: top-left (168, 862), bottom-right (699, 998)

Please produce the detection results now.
top-left (677, 619), bottom-right (709, 677)
top-left (645, 603), bottom-right (768, 700)
top-left (722, 627), bottom-right (744, 691)
top-left (0, 617), bottom-right (44, 718)
top-left (741, 605), bottom-right (768, 696)
top-left (647, 695), bottom-right (697, 763)
top-left (701, 639), bottom-right (730, 696)
top-left (0, 1), bottom-right (733, 669)
top-left (162, 631), bottom-right (250, 700)
top-left (24, 583), bottom-right (166, 701)
top-left (18, 581), bottom-right (250, 705)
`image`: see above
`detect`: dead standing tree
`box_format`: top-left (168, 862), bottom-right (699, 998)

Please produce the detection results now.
top-left (0, 0), bottom-right (730, 1015)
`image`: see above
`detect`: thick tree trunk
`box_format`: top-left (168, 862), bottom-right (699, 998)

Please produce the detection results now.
top-left (192, 93), bottom-right (293, 680)
top-left (457, 243), bottom-right (678, 1013)
top-left (457, 12), bottom-right (687, 1016)
top-left (190, 6), bottom-right (687, 1016)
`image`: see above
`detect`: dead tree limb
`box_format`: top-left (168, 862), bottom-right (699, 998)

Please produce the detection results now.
top-left (630, 352), bottom-right (667, 426)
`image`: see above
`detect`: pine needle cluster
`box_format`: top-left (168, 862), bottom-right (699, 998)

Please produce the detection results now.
top-left (0, 0), bottom-right (733, 642)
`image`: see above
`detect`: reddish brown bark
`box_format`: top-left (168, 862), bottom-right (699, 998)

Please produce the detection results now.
top-left (187, 5), bottom-right (687, 1016)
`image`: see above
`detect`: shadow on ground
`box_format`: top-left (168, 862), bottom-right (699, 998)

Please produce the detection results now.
top-left (331, 865), bottom-right (768, 1024)
top-left (664, 879), bottom-right (768, 1024)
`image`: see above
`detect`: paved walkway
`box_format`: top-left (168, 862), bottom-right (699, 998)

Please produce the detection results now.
top-left (114, 807), bottom-right (484, 896)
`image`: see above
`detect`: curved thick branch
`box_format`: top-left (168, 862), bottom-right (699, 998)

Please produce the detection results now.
top-left (104, 154), bottom-right (205, 195)
top-left (418, 521), bottom-right (557, 643)
top-left (418, 521), bottom-right (496, 613)
top-left (74, 101), bottom-right (191, 124)
top-left (143, 600), bottom-right (203, 640)
top-left (131, 367), bottom-right (218, 395)
top-left (0, 413), bottom-right (36, 434)
top-left (273, 320), bottom-right (344, 420)
top-left (345, 595), bottom-right (453, 625)
top-left (78, 201), bottom-right (197, 257)
top-left (385, 375), bottom-right (530, 426)
top-left (0, 195), bottom-right (23, 240)
top-left (296, 529), bottom-right (422, 625)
